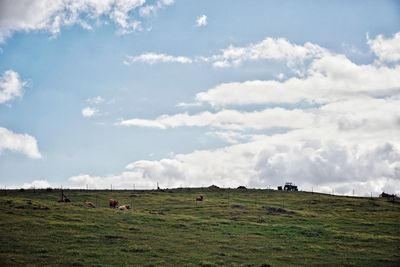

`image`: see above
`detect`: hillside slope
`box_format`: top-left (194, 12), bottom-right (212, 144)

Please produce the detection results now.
top-left (0, 189), bottom-right (399, 266)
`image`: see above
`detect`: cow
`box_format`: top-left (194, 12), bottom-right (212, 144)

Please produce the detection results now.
top-left (196, 195), bottom-right (204, 201)
top-left (118, 205), bottom-right (130, 210)
top-left (109, 199), bottom-right (119, 208)
top-left (58, 197), bottom-right (70, 203)
top-left (84, 201), bottom-right (96, 208)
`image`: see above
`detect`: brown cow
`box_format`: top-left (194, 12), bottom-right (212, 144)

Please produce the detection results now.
top-left (118, 205), bottom-right (130, 210)
top-left (84, 201), bottom-right (96, 208)
top-left (109, 199), bottom-right (119, 208)
top-left (196, 195), bottom-right (204, 201)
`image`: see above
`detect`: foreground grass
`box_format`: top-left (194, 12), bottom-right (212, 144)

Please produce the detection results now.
top-left (0, 189), bottom-right (399, 266)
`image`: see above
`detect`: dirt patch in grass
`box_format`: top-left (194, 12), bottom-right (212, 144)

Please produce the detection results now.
top-left (262, 206), bottom-right (294, 215)
top-left (300, 229), bottom-right (322, 237)
top-left (104, 235), bottom-right (127, 240)
top-left (231, 203), bottom-right (245, 209)
top-left (257, 218), bottom-right (268, 223)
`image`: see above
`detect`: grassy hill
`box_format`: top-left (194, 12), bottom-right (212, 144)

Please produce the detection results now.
top-left (0, 188), bottom-right (399, 266)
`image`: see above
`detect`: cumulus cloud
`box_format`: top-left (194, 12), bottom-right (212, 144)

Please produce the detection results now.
top-left (81, 106), bottom-right (98, 118)
top-left (124, 53), bottom-right (193, 65)
top-left (209, 37), bottom-right (326, 68)
top-left (368, 32), bottom-right (400, 63)
top-left (67, 133), bottom-right (400, 195)
top-left (196, 54), bottom-right (400, 107)
top-left (0, 70), bottom-right (26, 104)
top-left (196, 15), bottom-right (207, 27)
top-left (0, 127), bottom-right (41, 158)
top-left (0, 0), bottom-right (174, 42)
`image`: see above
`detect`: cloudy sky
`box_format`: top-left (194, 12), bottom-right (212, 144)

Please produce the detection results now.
top-left (1, 0), bottom-right (400, 195)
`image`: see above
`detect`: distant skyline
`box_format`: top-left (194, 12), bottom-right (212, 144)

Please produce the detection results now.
top-left (1, 0), bottom-right (400, 196)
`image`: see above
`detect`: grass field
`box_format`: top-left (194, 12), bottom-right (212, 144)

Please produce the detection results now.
top-left (0, 188), bottom-right (399, 266)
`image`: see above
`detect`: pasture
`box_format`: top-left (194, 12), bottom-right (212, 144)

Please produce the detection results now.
top-left (0, 188), bottom-right (399, 266)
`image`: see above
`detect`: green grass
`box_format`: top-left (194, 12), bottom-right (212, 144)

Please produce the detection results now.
top-left (0, 189), bottom-right (399, 266)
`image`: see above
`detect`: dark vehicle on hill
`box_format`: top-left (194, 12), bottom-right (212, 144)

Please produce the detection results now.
top-left (284, 182), bottom-right (298, 191)
top-left (380, 192), bottom-right (396, 198)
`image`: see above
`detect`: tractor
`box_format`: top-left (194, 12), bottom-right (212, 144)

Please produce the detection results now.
top-left (283, 182), bottom-right (298, 191)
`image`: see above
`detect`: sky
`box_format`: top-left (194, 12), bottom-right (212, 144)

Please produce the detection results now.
top-left (0, 0), bottom-right (400, 196)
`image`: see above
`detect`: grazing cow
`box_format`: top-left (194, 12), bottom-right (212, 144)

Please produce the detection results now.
top-left (109, 199), bottom-right (119, 208)
top-left (84, 201), bottom-right (96, 208)
top-left (196, 195), bottom-right (204, 201)
top-left (118, 205), bottom-right (130, 210)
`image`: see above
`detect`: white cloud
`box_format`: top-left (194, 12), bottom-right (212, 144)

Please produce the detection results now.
top-left (81, 106), bottom-right (98, 118)
top-left (175, 102), bottom-right (202, 108)
top-left (139, 0), bottom-right (174, 17)
top-left (0, 70), bottom-right (26, 104)
top-left (196, 15), bottom-right (207, 27)
top-left (120, 108), bottom-right (315, 131)
top-left (0, 0), bottom-right (174, 42)
top-left (0, 127), bottom-right (41, 159)
top-left (124, 52), bottom-right (193, 65)
top-left (125, 37), bottom-right (327, 67)
top-left (86, 96), bottom-right (104, 105)
top-left (68, 172), bottom-right (159, 189)
top-left (276, 72), bottom-right (285, 80)
top-left (368, 32), bottom-right (400, 63)
top-left (22, 180), bottom-right (51, 189)
top-left (196, 54), bottom-right (400, 107)
top-left (160, 0), bottom-right (174, 5)
top-left (139, 5), bottom-right (158, 17)
top-left (209, 37), bottom-right (326, 68)
top-left (67, 134), bottom-right (400, 195)
top-left (206, 130), bottom-right (254, 144)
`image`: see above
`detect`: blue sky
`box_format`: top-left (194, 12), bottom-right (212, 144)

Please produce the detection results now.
top-left (1, 0), bottom-right (400, 195)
